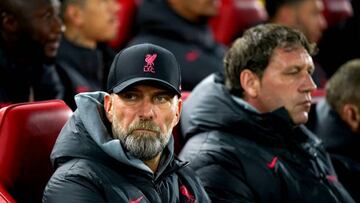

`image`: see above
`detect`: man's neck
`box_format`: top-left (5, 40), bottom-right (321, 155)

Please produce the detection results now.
top-left (143, 153), bottom-right (162, 173)
top-left (232, 95), bottom-right (260, 113)
top-left (64, 28), bottom-right (96, 49)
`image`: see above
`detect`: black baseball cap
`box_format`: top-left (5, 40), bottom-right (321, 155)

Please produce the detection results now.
top-left (107, 43), bottom-right (181, 96)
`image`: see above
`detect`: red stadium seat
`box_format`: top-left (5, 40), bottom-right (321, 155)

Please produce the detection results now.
top-left (0, 184), bottom-right (15, 203)
top-left (108, 0), bottom-right (139, 51)
top-left (209, 0), bottom-right (268, 46)
top-left (311, 88), bottom-right (326, 103)
top-left (323, 0), bottom-right (353, 26)
top-left (0, 100), bottom-right (72, 203)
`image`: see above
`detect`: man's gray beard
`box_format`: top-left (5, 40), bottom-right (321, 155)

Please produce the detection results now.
top-left (112, 120), bottom-right (171, 161)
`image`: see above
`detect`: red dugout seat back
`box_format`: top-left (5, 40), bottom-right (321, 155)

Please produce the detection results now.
top-left (0, 184), bottom-right (15, 203)
top-left (209, 0), bottom-right (268, 46)
top-left (311, 88), bottom-right (326, 104)
top-left (0, 100), bottom-right (73, 203)
top-left (323, 0), bottom-right (353, 26)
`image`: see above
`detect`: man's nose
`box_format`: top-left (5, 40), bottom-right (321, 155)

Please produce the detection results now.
top-left (138, 99), bottom-right (155, 120)
top-left (51, 15), bottom-right (63, 34)
top-left (300, 74), bottom-right (317, 93)
top-left (318, 14), bottom-right (328, 31)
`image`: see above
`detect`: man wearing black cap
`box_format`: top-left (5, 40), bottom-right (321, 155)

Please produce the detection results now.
top-left (43, 43), bottom-right (210, 203)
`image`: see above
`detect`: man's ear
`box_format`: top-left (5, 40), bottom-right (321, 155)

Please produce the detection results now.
top-left (63, 4), bottom-right (84, 26)
top-left (173, 97), bottom-right (182, 126)
top-left (340, 104), bottom-right (360, 132)
top-left (104, 94), bottom-right (113, 123)
top-left (240, 69), bottom-right (260, 98)
top-left (1, 13), bottom-right (18, 33)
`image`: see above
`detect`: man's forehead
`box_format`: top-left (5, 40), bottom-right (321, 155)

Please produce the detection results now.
top-left (269, 46), bottom-right (313, 65)
top-left (33, 0), bottom-right (60, 8)
top-left (20, 0), bottom-right (59, 9)
top-left (272, 45), bottom-right (311, 57)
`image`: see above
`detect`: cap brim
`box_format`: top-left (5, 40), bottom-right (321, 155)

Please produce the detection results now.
top-left (111, 77), bottom-right (181, 96)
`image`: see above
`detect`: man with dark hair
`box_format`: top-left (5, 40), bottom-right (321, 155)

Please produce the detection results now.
top-left (43, 43), bottom-right (210, 202)
top-left (179, 24), bottom-right (355, 203)
top-left (56, 0), bottom-right (119, 110)
top-left (315, 58), bottom-right (360, 202)
top-left (0, 0), bottom-right (64, 107)
top-left (128, 0), bottom-right (224, 91)
top-left (265, 0), bottom-right (328, 87)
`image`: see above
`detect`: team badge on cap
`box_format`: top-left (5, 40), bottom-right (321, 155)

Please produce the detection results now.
top-left (144, 54), bottom-right (157, 73)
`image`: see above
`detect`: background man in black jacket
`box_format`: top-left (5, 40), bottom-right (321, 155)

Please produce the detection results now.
top-left (315, 58), bottom-right (360, 203)
top-left (43, 43), bottom-right (210, 202)
top-left (0, 0), bottom-right (64, 107)
top-left (128, 0), bottom-right (224, 91)
top-left (179, 24), bottom-right (355, 203)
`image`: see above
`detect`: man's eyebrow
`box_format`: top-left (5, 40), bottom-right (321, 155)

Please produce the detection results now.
top-left (154, 89), bottom-right (174, 94)
top-left (308, 65), bottom-right (315, 73)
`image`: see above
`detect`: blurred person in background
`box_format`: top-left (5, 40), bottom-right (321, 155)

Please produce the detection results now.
top-left (315, 58), bottom-right (360, 203)
top-left (56, 0), bottom-right (119, 109)
top-left (265, 0), bottom-right (328, 87)
top-left (316, 0), bottom-right (359, 78)
top-left (0, 0), bottom-right (64, 107)
top-left (128, 0), bottom-right (225, 91)
top-left (266, 0), bottom-right (327, 43)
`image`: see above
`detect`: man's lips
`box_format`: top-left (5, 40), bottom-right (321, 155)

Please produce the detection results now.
top-left (300, 100), bottom-right (312, 106)
top-left (109, 17), bottom-right (119, 27)
top-left (132, 129), bottom-right (158, 134)
top-left (298, 100), bottom-right (312, 111)
top-left (45, 38), bottom-right (60, 50)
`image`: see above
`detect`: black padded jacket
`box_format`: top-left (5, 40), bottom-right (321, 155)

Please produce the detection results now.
top-left (0, 37), bottom-right (64, 107)
top-left (179, 73), bottom-right (355, 203)
top-left (43, 92), bottom-right (210, 203)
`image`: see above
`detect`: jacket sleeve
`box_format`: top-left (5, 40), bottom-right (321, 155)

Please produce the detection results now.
top-left (43, 174), bottom-right (106, 203)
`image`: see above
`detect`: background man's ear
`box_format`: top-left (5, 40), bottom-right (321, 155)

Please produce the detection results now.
top-left (63, 4), bottom-right (84, 26)
top-left (240, 69), bottom-right (260, 98)
top-left (340, 104), bottom-right (360, 132)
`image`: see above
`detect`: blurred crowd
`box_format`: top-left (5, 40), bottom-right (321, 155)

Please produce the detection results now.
top-left (1, 0), bottom-right (359, 109)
